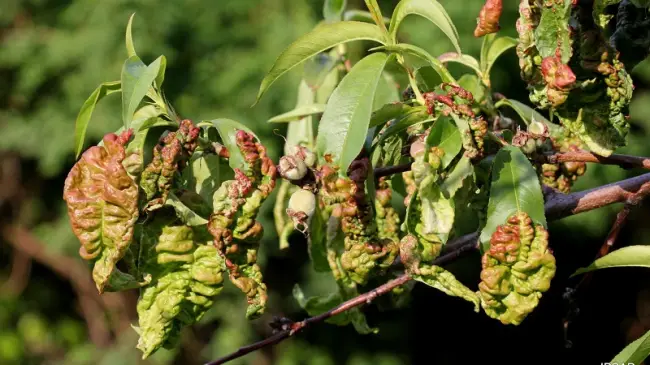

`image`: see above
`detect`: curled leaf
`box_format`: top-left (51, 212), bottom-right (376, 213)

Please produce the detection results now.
top-left (63, 131), bottom-right (139, 293)
top-left (136, 222), bottom-right (224, 358)
top-left (208, 130), bottom-right (277, 319)
top-left (474, 0), bottom-right (503, 37)
top-left (478, 212), bottom-right (556, 325)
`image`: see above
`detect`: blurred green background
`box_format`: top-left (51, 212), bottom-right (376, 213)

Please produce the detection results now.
top-left (1, 0), bottom-right (650, 364)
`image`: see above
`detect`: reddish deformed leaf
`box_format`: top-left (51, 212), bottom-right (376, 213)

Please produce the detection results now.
top-left (63, 130), bottom-right (139, 293)
top-left (140, 119), bottom-right (200, 211)
top-left (208, 130), bottom-right (277, 319)
top-left (474, 0), bottom-right (503, 37)
top-left (541, 56), bottom-right (576, 89)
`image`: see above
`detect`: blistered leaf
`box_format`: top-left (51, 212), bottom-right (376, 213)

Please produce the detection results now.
top-left (136, 223), bottom-right (224, 358)
top-left (479, 146), bottom-right (546, 253)
top-left (571, 245), bottom-right (650, 277)
top-left (534, 0), bottom-right (573, 63)
top-left (64, 132), bottom-right (139, 293)
top-left (399, 235), bottom-right (479, 310)
top-left (478, 212), bottom-right (556, 325)
top-left (480, 34), bottom-right (517, 85)
top-left (473, 0), bottom-right (503, 37)
top-left (208, 131), bottom-right (277, 319)
top-left (389, 0), bottom-right (461, 53)
top-left (268, 104), bottom-right (326, 123)
top-left (593, 0), bottom-right (622, 29)
top-left (317, 52), bottom-right (391, 174)
top-left (610, 329), bottom-right (650, 365)
top-left (122, 117), bottom-right (174, 182)
top-left (256, 21), bottom-right (387, 103)
top-left (74, 81), bottom-right (121, 158)
top-left (324, 0), bottom-right (347, 22)
top-left (426, 116), bottom-right (462, 169)
top-left (419, 177), bottom-right (455, 243)
top-left (376, 43), bottom-right (455, 83)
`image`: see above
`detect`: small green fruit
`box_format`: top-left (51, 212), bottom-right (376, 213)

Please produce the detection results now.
top-left (278, 155), bottom-right (307, 181)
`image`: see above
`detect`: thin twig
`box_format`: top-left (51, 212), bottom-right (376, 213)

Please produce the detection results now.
top-left (209, 171), bottom-right (650, 365)
top-left (373, 151), bottom-right (650, 180)
top-left (542, 150), bottom-right (650, 170)
top-left (374, 163), bottom-right (411, 178)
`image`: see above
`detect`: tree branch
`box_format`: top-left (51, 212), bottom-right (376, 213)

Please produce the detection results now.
top-left (373, 151), bottom-right (650, 179)
top-left (542, 151), bottom-right (650, 170)
top-left (208, 171), bottom-right (650, 365)
top-left (374, 163), bottom-right (411, 178)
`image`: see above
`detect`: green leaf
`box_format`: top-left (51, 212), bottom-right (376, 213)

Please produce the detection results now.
top-left (164, 192), bottom-right (209, 226)
top-left (285, 80), bottom-right (316, 154)
top-left (479, 146), bottom-right (546, 252)
top-left (317, 52), bottom-right (391, 174)
top-left (364, 0), bottom-right (388, 32)
top-left (426, 116), bottom-right (462, 169)
top-left (369, 103), bottom-right (414, 128)
top-left (534, 0), bottom-right (573, 63)
top-left (125, 13), bottom-right (137, 58)
top-left (182, 154), bottom-right (233, 207)
top-left (154, 56), bottom-right (167, 89)
top-left (495, 98), bottom-right (559, 133)
top-left (303, 51), bottom-right (338, 89)
top-left (375, 43), bottom-right (455, 83)
top-left (420, 177), bottom-right (455, 243)
top-left (121, 56), bottom-right (163, 128)
top-left (373, 107), bottom-right (431, 147)
top-left (344, 10), bottom-right (391, 24)
top-left (389, 0), bottom-right (461, 53)
top-left (610, 329), bottom-right (650, 365)
top-left (308, 206), bottom-right (334, 272)
top-left (439, 52), bottom-right (482, 77)
top-left (480, 34), bottom-right (517, 85)
top-left (324, 0), bottom-right (347, 22)
top-left (293, 285), bottom-right (348, 325)
top-left (74, 81), bottom-right (121, 158)
top-left (571, 246), bottom-right (650, 277)
top-left (458, 74), bottom-right (485, 104)
top-left (256, 21), bottom-right (387, 103)
top-left (373, 72), bottom-right (401, 110)
top-left (268, 104), bottom-right (326, 123)
top-left (593, 0), bottom-right (622, 30)
top-left (202, 118), bottom-right (257, 171)
top-left (440, 156), bottom-right (473, 199)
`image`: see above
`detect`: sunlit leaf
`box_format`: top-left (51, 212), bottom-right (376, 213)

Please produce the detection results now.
top-left (121, 56), bottom-right (163, 128)
top-left (317, 52), bottom-right (391, 174)
top-left (324, 0), bottom-right (347, 22)
top-left (202, 119), bottom-right (257, 171)
top-left (268, 104), bottom-right (326, 123)
top-left (479, 146), bottom-right (546, 252)
top-left (480, 34), bottom-right (517, 86)
top-left (389, 0), bottom-right (461, 53)
top-left (439, 52), bottom-right (482, 77)
top-left (74, 81), bottom-right (121, 158)
top-left (375, 43), bottom-right (455, 83)
top-left (125, 13), bottom-right (138, 58)
top-left (426, 116), bottom-right (462, 168)
top-left (572, 245), bottom-right (650, 277)
top-left (256, 21), bottom-right (387, 103)
top-left (610, 329), bottom-right (650, 365)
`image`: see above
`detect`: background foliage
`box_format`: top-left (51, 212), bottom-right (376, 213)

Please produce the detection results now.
top-left (1, 0), bottom-right (650, 364)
